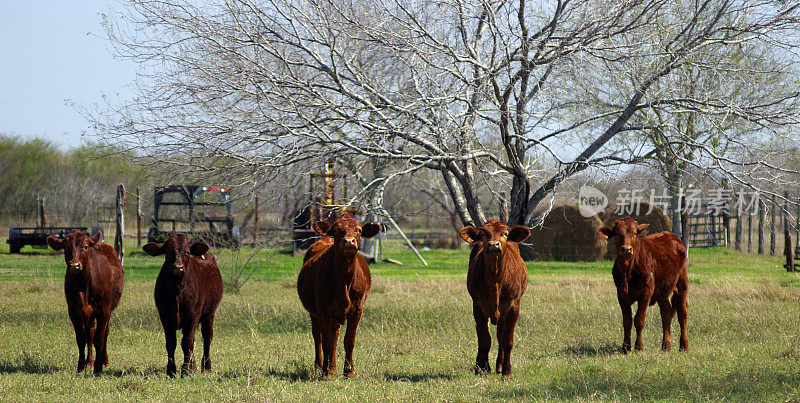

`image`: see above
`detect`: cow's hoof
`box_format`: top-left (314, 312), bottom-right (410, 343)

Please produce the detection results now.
top-left (320, 374), bottom-right (332, 381)
top-left (502, 373), bottom-right (512, 380)
top-left (344, 371), bottom-right (356, 378)
top-left (474, 366), bottom-right (490, 375)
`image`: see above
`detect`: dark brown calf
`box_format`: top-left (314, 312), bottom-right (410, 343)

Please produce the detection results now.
top-left (460, 220), bottom-right (530, 378)
top-left (598, 216), bottom-right (688, 353)
top-left (143, 234), bottom-right (223, 377)
top-left (297, 214), bottom-right (380, 380)
top-left (47, 230), bottom-right (124, 374)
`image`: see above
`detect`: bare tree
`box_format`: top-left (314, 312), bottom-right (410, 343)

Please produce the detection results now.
top-left (89, 0), bottom-right (800, 231)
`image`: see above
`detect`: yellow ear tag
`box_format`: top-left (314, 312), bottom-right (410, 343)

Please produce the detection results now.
top-left (200, 255), bottom-right (206, 260)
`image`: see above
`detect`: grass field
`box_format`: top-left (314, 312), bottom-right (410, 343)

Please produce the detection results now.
top-left (0, 240), bottom-right (798, 401)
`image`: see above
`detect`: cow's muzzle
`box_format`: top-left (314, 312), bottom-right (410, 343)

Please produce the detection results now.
top-left (173, 264), bottom-right (185, 276)
top-left (620, 245), bottom-right (633, 255)
top-left (68, 262), bottom-right (82, 271)
top-left (343, 237), bottom-right (358, 250)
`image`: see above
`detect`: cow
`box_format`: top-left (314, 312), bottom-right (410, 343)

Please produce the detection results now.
top-left (459, 220), bottom-right (531, 378)
top-left (143, 234), bottom-right (223, 377)
top-left (47, 230), bottom-right (124, 374)
top-left (297, 214), bottom-right (381, 380)
top-left (597, 216), bottom-right (688, 353)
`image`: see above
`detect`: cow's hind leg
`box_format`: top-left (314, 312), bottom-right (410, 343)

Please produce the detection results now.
top-left (495, 315), bottom-right (504, 374)
top-left (674, 270), bottom-right (689, 352)
top-left (473, 302), bottom-right (491, 374)
top-left (320, 320), bottom-right (341, 380)
top-left (201, 314), bottom-right (214, 372)
top-left (343, 308), bottom-right (363, 378)
top-left (498, 305), bottom-right (519, 378)
top-left (633, 297), bottom-right (651, 351)
top-left (180, 321), bottom-right (198, 377)
top-left (68, 310), bottom-right (87, 373)
top-left (101, 318), bottom-right (110, 368)
top-left (617, 295), bottom-right (632, 353)
top-left (85, 319), bottom-right (96, 371)
top-left (92, 314), bottom-right (108, 375)
top-left (658, 298), bottom-right (673, 351)
top-left (311, 315), bottom-right (323, 370)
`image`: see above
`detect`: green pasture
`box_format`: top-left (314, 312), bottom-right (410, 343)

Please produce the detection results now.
top-left (0, 240), bottom-right (798, 400)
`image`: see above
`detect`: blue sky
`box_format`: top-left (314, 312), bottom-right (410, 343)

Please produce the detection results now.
top-left (0, 1), bottom-right (137, 149)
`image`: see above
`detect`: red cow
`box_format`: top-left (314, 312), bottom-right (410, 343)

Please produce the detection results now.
top-left (597, 216), bottom-right (688, 352)
top-left (297, 214), bottom-right (380, 380)
top-left (47, 230), bottom-right (124, 374)
top-left (143, 234), bottom-right (223, 377)
top-left (460, 220), bottom-right (530, 378)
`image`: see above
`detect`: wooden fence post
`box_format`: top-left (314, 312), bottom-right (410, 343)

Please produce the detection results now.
top-left (770, 194), bottom-right (776, 255)
top-left (795, 200), bottom-right (800, 261)
top-left (783, 191), bottom-right (794, 272)
top-left (115, 184), bottom-right (126, 265)
top-left (734, 201), bottom-right (742, 251)
top-left (136, 187), bottom-right (142, 247)
top-left (748, 213), bottom-right (753, 253)
top-left (38, 196), bottom-right (47, 228)
top-left (758, 200), bottom-right (765, 254)
top-left (254, 194), bottom-right (260, 245)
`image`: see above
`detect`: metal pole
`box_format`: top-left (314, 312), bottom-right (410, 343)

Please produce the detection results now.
top-left (382, 208), bottom-right (428, 266)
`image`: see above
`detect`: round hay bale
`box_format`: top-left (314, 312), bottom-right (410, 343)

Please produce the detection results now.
top-left (525, 203), bottom-right (607, 262)
top-left (603, 200), bottom-right (672, 260)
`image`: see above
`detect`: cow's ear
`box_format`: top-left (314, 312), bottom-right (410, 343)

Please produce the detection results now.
top-left (361, 223), bottom-right (381, 238)
top-left (508, 226), bottom-right (530, 243)
top-left (190, 242), bottom-right (209, 257)
top-left (47, 236), bottom-right (64, 251)
top-left (142, 242), bottom-right (164, 256)
top-left (597, 226), bottom-right (616, 239)
top-left (90, 230), bottom-right (102, 245)
top-left (459, 226), bottom-right (480, 243)
top-left (636, 223), bottom-right (650, 234)
top-left (313, 221), bottom-right (331, 236)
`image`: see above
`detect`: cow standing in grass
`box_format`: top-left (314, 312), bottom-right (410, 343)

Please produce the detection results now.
top-left (143, 234), bottom-right (223, 377)
top-left (460, 220), bottom-right (530, 378)
top-left (47, 230), bottom-right (124, 374)
top-left (297, 214), bottom-right (381, 380)
top-left (597, 216), bottom-right (689, 352)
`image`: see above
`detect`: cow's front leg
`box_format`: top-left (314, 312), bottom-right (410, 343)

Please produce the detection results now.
top-left (473, 302), bottom-right (491, 374)
top-left (343, 308), bottom-right (362, 378)
top-left (617, 294), bottom-right (632, 353)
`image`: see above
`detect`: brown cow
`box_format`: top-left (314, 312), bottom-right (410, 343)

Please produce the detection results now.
top-left (143, 234), bottom-right (223, 377)
top-left (460, 220), bottom-right (530, 378)
top-left (47, 230), bottom-right (124, 374)
top-left (597, 216), bottom-right (688, 353)
top-left (297, 214), bottom-right (380, 380)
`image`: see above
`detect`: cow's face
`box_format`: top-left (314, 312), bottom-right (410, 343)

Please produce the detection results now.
top-left (143, 234), bottom-right (209, 278)
top-left (597, 217), bottom-right (649, 257)
top-left (314, 214), bottom-right (380, 255)
top-left (47, 230), bottom-right (102, 272)
top-left (459, 220), bottom-right (530, 257)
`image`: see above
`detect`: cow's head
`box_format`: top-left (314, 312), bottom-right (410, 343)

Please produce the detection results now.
top-left (313, 214), bottom-right (380, 255)
top-left (459, 220), bottom-right (530, 258)
top-left (143, 233), bottom-right (209, 278)
top-left (597, 216), bottom-right (649, 258)
top-left (47, 230), bottom-right (102, 272)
